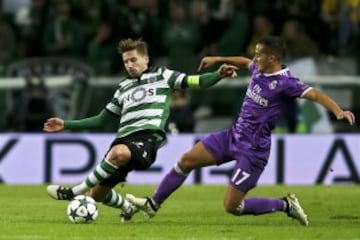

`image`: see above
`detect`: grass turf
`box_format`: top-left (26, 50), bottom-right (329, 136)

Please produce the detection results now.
top-left (0, 184), bottom-right (359, 240)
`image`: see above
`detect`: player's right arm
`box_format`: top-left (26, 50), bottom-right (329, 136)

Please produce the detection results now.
top-left (302, 88), bottom-right (355, 125)
top-left (43, 109), bottom-right (118, 132)
top-left (198, 56), bottom-right (252, 71)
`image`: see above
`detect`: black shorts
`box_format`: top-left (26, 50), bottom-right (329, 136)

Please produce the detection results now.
top-left (100, 130), bottom-right (161, 188)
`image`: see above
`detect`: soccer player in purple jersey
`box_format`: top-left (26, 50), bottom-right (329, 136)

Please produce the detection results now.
top-left (126, 36), bottom-right (355, 226)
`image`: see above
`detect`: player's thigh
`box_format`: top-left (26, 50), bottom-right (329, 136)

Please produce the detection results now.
top-left (88, 184), bottom-right (112, 202)
top-left (107, 134), bottom-right (158, 170)
top-left (179, 141), bottom-right (217, 170)
top-left (224, 155), bottom-right (264, 209)
top-left (201, 129), bottom-right (233, 165)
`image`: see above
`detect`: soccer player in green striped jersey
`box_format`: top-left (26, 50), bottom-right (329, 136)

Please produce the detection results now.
top-left (44, 38), bottom-right (237, 222)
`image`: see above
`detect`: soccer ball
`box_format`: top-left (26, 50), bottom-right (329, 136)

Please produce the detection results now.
top-left (66, 195), bottom-right (98, 223)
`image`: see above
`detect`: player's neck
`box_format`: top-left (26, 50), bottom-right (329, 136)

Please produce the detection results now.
top-left (264, 64), bottom-right (282, 74)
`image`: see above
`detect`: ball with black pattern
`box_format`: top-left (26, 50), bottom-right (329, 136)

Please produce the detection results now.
top-left (66, 195), bottom-right (98, 223)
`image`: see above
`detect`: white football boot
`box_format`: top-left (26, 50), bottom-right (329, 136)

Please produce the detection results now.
top-left (284, 192), bottom-right (309, 226)
top-left (125, 194), bottom-right (158, 218)
top-left (120, 202), bottom-right (139, 223)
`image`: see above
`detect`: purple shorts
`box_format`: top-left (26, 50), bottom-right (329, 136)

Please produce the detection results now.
top-left (202, 129), bottom-right (268, 193)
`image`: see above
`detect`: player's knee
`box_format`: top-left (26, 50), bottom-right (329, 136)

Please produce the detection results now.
top-left (223, 199), bottom-right (241, 216)
top-left (179, 152), bottom-right (197, 171)
top-left (107, 145), bottom-right (130, 166)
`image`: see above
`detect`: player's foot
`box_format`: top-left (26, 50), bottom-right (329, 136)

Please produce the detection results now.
top-left (47, 185), bottom-right (75, 200)
top-left (283, 192), bottom-right (309, 226)
top-left (120, 202), bottom-right (139, 223)
top-left (125, 194), bottom-right (158, 218)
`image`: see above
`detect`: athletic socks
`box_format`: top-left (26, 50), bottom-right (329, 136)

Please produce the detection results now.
top-left (72, 159), bottom-right (118, 195)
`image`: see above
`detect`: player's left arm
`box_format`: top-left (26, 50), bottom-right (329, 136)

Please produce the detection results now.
top-left (185, 64), bottom-right (238, 89)
top-left (302, 88), bottom-right (355, 125)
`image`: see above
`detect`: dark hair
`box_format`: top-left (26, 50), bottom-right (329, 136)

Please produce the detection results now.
top-left (118, 38), bottom-right (148, 56)
top-left (258, 36), bottom-right (286, 60)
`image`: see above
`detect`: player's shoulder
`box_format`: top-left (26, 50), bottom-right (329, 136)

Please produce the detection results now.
top-left (155, 66), bottom-right (186, 80)
top-left (276, 75), bottom-right (301, 88)
top-left (269, 68), bottom-right (302, 88)
top-left (117, 75), bottom-right (130, 86)
top-left (151, 65), bottom-right (169, 73)
top-left (150, 66), bottom-right (165, 72)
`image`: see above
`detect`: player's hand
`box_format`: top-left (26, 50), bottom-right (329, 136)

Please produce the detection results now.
top-left (218, 64), bottom-right (238, 78)
top-left (336, 110), bottom-right (355, 125)
top-left (198, 56), bottom-right (219, 71)
top-left (43, 117), bottom-right (65, 132)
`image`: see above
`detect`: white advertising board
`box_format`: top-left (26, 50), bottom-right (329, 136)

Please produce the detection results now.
top-left (0, 133), bottom-right (359, 185)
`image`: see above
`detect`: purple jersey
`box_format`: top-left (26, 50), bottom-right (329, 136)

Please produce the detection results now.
top-left (231, 61), bottom-right (311, 153)
top-left (201, 61), bottom-right (311, 192)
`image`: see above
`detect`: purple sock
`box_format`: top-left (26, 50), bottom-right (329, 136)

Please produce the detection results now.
top-left (242, 198), bottom-right (285, 215)
top-left (152, 168), bottom-right (187, 207)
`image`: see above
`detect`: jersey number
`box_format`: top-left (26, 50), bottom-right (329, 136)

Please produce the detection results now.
top-left (231, 168), bottom-right (250, 185)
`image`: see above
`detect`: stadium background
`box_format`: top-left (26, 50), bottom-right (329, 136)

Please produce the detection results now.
top-left (0, 0), bottom-right (359, 186)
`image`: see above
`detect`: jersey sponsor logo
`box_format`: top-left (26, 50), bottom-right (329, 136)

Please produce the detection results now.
top-left (124, 87), bottom-right (155, 103)
top-left (246, 84), bottom-right (269, 107)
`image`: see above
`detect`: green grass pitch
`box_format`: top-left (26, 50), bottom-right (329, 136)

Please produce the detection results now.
top-left (0, 184), bottom-right (360, 240)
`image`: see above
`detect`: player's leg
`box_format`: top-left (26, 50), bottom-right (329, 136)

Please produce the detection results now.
top-left (47, 133), bottom-right (158, 200)
top-left (72, 144), bottom-right (132, 194)
top-left (155, 140), bottom-right (218, 203)
top-left (224, 156), bottom-right (308, 226)
top-left (47, 143), bottom-right (131, 200)
top-left (89, 135), bottom-right (158, 221)
top-left (235, 189), bottom-right (308, 226)
top-left (224, 185), bottom-right (286, 215)
top-left (127, 130), bottom-right (232, 218)
top-left (127, 141), bottom-right (216, 218)
top-left (89, 183), bottom-right (138, 222)
top-left (224, 157), bottom-right (285, 215)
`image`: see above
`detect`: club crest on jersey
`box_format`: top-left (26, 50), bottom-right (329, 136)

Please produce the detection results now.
top-left (269, 80), bottom-right (278, 90)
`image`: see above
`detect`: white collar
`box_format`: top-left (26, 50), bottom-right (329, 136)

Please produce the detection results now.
top-left (263, 68), bottom-right (289, 77)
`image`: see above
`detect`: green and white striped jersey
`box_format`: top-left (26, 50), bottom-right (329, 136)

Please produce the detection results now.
top-left (105, 66), bottom-right (187, 146)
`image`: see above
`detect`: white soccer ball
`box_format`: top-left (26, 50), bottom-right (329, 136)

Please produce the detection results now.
top-left (66, 195), bottom-right (98, 223)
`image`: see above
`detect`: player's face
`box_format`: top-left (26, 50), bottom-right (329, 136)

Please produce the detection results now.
top-left (122, 49), bottom-right (149, 78)
top-left (254, 44), bottom-right (273, 73)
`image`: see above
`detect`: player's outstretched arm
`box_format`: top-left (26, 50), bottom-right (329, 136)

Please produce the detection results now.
top-left (198, 56), bottom-right (251, 71)
top-left (44, 109), bottom-right (118, 132)
top-left (186, 64), bottom-right (238, 89)
top-left (302, 88), bottom-right (355, 125)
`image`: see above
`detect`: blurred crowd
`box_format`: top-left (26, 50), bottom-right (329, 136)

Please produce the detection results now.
top-left (1, 0), bottom-right (360, 133)
top-left (0, 0), bottom-right (359, 75)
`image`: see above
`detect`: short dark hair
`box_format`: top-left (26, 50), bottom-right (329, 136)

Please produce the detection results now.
top-left (258, 36), bottom-right (286, 60)
top-left (118, 38), bottom-right (148, 56)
